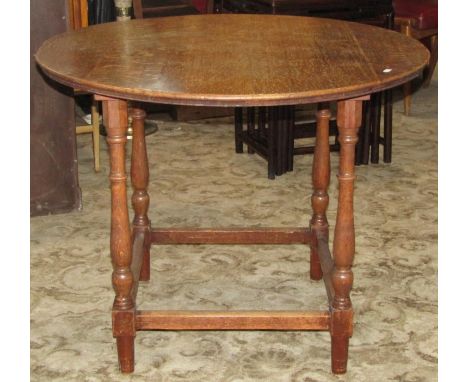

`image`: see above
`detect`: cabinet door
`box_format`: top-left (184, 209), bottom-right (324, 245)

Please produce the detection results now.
top-left (31, 0), bottom-right (81, 216)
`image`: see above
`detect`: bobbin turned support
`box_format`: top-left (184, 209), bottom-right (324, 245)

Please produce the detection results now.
top-left (310, 103), bottom-right (331, 280)
top-left (130, 106), bottom-right (151, 282)
top-left (99, 95), bottom-right (135, 373)
top-left (98, 94), bottom-right (367, 375)
top-left (330, 97), bottom-right (364, 374)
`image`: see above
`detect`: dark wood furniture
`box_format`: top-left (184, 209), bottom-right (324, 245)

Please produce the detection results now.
top-left (394, 0), bottom-right (438, 115)
top-left (218, 0), bottom-right (395, 176)
top-left (36, 14), bottom-right (428, 373)
top-left (193, 0), bottom-right (211, 12)
top-left (133, 0), bottom-right (200, 18)
top-left (30, 0), bottom-right (81, 216)
top-left (235, 106), bottom-right (340, 178)
top-left (88, 0), bottom-right (117, 23)
top-left (218, 0), bottom-right (392, 18)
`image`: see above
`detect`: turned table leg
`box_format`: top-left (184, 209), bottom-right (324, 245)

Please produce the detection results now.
top-left (331, 98), bottom-right (362, 374)
top-left (131, 106), bottom-right (151, 281)
top-left (102, 97), bottom-right (135, 373)
top-left (310, 103), bottom-right (331, 280)
top-left (400, 22), bottom-right (413, 116)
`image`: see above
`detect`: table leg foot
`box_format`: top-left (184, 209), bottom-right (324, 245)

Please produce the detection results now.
top-left (117, 336), bottom-right (135, 373)
top-left (331, 335), bottom-right (349, 374)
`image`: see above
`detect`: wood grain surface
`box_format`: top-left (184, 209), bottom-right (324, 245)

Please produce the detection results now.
top-left (135, 310), bottom-right (330, 330)
top-left (35, 14), bottom-right (429, 106)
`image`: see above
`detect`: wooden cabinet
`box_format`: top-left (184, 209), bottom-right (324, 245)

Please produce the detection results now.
top-left (30, 0), bottom-right (81, 216)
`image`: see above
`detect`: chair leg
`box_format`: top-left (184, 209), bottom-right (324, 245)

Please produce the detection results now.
top-left (247, 108), bottom-right (255, 154)
top-left (383, 89), bottom-right (392, 163)
top-left (423, 34), bottom-right (438, 88)
top-left (403, 82), bottom-right (412, 116)
top-left (91, 100), bottom-right (100, 171)
top-left (234, 107), bottom-right (243, 153)
top-left (287, 106), bottom-right (294, 172)
top-left (370, 93), bottom-right (381, 163)
top-left (400, 23), bottom-right (413, 116)
top-left (267, 107), bottom-right (277, 179)
top-left (277, 107), bottom-right (285, 175)
top-left (360, 101), bottom-right (371, 165)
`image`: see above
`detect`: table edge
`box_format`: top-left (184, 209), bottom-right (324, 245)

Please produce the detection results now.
top-left (37, 61), bottom-right (427, 106)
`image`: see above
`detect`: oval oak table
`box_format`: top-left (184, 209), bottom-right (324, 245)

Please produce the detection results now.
top-left (36, 14), bottom-right (429, 374)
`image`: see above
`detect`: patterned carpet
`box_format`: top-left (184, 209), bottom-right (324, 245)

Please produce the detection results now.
top-left (31, 79), bottom-right (437, 381)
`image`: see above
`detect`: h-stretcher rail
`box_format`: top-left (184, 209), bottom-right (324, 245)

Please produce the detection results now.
top-left (131, 224), bottom-right (334, 331)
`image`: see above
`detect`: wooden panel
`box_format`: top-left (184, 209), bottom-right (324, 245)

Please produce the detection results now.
top-left (30, 0), bottom-right (80, 216)
top-left (136, 310), bottom-right (330, 330)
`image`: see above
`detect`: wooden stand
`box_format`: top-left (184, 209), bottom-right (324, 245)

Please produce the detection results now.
top-left (98, 94), bottom-right (365, 374)
top-left (37, 12), bottom-right (429, 375)
top-left (235, 105), bottom-right (340, 179)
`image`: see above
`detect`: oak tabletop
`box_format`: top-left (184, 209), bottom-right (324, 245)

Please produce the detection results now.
top-left (36, 14), bottom-right (429, 107)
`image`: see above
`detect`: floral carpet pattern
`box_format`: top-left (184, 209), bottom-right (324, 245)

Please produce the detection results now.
top-left (31, 82), bottom-right (437, 381)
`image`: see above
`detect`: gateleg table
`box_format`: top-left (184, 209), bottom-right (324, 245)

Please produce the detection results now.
top-left (36, 14), bottom-right (429, 374)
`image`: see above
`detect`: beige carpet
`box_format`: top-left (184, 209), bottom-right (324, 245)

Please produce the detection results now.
top-left (31, 81), bottom-right (437, 381)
